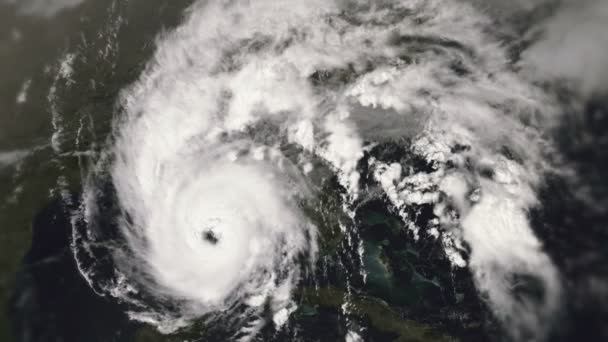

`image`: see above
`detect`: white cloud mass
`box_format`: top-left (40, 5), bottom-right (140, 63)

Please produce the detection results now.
top-left (71, 0), bottom-right (570, 340)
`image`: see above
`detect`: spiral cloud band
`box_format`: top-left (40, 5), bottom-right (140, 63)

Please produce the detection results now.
top-left (72, 0), bottom-right (565, 340)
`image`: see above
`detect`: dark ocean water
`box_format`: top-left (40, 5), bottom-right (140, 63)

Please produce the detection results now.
top-left (0, 2), bottom-right (193, 341)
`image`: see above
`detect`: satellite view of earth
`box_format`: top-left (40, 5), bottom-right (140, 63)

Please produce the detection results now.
top-left (1, 0), bottom-right (607, 341)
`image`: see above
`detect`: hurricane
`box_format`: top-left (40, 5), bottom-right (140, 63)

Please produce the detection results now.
top-left (69, 0), bottom-right (571, 340)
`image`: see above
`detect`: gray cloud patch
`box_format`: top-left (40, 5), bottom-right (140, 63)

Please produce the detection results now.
top-left (0, 149), bottom-right (30, 168)
top-left (3, 0), bottom-right (85, 18)
top-left (522, 0), bottom-right (608, 97)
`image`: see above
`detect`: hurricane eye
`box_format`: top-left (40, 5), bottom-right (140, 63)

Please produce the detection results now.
top-left (202, 229), bottom-right (220, 245)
